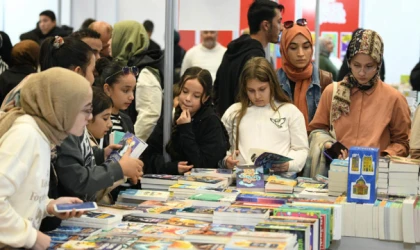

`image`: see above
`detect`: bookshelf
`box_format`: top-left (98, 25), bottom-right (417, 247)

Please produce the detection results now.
top-left (330, 237), bottom-right (420, 250)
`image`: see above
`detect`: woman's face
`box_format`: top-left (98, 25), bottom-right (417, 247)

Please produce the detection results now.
top-left (87, 107), bottom-right (113, 139)
top-left (349, 53), bottom-right (378, 85)
top-left (68, 88), bottom-right (93, 136)
top-left (287, 34), bottom-right (312, 69)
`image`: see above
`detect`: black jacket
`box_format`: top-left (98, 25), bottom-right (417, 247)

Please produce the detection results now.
top-left (0, 65), bottom-right (36, 103)
top-left (0, 31), bottom-right (12, 67)
top-left (338, 58), bottom-right (385, 82)
top-left (149, 39), bottom-right (161, 52)
top-left (123, 49), bottom-right (164, 124)
top-left (20, 26), bottom-right (71, 45)
top-left (143, 105), bottom-right (228, 175)
top-left (213, 34), bottom-right (265, 117)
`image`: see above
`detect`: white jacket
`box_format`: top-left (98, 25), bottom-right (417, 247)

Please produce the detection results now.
top-left (0, 115), bottom-right (52, 249)
top-left (134, 68), bottom-right (162, 141)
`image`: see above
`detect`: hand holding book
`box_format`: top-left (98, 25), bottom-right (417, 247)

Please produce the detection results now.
top-left (119, 147), bottom-right (144, 184)
top-left (178, 161), bottom-right (193, 174)
top-left (226, 150), bottom-right (240, 169)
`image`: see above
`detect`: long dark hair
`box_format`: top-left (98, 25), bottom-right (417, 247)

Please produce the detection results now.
top-left (95, 57), bottom-right (127, 87)
top-left (91, 86), bottom-right (113, 122)
top-left (166, 67), bottom-right (213, 159)
top-left (40, 36), bottom-right (93, 72)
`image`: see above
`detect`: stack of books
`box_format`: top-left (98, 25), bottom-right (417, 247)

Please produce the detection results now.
top-left (169, 183), bottom-right (200, 198)
top-left (328, 159), bottom-right (348, 197)
top-left (187, 193), bottom-right (237, 207)
top-left (388, 157), bottom-right (420, 196)
top-left (226, 231), bottom-right (298, 250)
top-left (265, 175), bottom-right (297, 194)
top-left (178, 175), bottom-right (229, 188)
top-left (61, 211), bottom-right (122, 229)
top-left (189, 168), bottom-right (235, 185)
top-left (213, 206), bottom-right (270, 226)
top-left (377, 157), bottom-right (390, 195)
top-left (141, 174), bottom-right (182, 190)
top-left (116, 189), bottom-right (170, 205)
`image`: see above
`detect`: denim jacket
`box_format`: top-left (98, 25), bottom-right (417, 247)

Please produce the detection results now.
top-left (277, 64), bottom-right (322, 123)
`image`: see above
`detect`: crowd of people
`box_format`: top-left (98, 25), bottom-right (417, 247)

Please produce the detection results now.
top-left (0, 0), bottom-right (419, 249)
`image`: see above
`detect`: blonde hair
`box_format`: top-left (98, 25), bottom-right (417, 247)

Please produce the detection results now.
top-left (235, 57), bottom-right (290, 146)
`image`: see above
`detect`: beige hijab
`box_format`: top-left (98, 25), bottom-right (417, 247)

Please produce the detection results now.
top-left (0, 67), bottom-right (92, 145)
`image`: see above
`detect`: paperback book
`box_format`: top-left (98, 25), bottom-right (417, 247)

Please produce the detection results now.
top-left (236, 165), bottom-right (264, 192)
top-left (107, 132), bottom-right (148, 162)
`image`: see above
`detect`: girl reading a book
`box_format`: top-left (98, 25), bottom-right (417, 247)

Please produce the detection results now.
top-left (144, 67), bottom-right (229, 175)
top-left (222, 57), bottom-right (309, 177)
top-left (306, 29), bottom-right (411, 177)
top-left (0, 68), bottom-right (90, 250)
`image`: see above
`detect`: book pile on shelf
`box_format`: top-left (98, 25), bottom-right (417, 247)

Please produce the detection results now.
top-left (61, 211), bottom-right (122, 229)
top-left (388, 156), bottom-right (420, 196)
top-left (328, 159), bottom-right (348, 197)
top-left (294, 176), bottom-right (328, 193)
top-left (188, 168), bottom-right (235, 185)
top-left (213, 206), bottom-right (270, 226)
top-left (116, 189), bottom-right (171, 206)
top-left (377, 157), bottom-right (390, 195)
top-left (141, 174), bottom-right (182, 191)
top-left (265, 175), bottom-right (297, 193)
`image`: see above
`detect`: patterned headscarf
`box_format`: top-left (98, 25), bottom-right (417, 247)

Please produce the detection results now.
top-left (331, 29), bottom-right (384, 122)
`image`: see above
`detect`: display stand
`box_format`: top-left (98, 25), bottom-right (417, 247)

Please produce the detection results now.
top-left (330, 237), bottom-right (420, 250)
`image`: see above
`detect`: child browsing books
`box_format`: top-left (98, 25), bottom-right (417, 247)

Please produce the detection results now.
top-left (0, 68), bottom-right (90, 249)
top-left (221, 57), bottom-right (309, 177)
top-left (143, 67), bottom-right (229, 175)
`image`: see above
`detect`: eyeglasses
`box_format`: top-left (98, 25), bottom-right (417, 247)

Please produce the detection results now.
top-left (283, 18), bottom-right (307, 29)
top-left (104, 66), bottom-right (140, 83)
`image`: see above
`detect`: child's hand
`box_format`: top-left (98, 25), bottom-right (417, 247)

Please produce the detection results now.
top-left (226, 150), bottom-right (240, 169)
top-left (176, 109), bottom-right (191, 125)
top-left (178, 161), bottom-right (193, 174)
top-left (104, 144), bottom-right (122, 159)
top-left (119, 147), bottom-right (144, 184)
top-left (338, 149), bottom-right (348, 160)
top-left (33, 231), bottom-right (51, 250)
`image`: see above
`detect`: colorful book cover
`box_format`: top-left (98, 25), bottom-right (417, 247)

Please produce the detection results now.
top-left (170, 183), bottom-right (201, 190)
top-left (137, 225), bottom-right (195, 238)
top-left (297, 182), bottom-right (327, 189)
top-left (45, 233), bottom-right (86, 243)
top-left (236, 193), bottom-right (287, 205)
top-left (107, 132), bottom-right (148, 162)
top-left (113, 221), bottom-right (149, 230)
top-left (210, 224), bottom-right (255, 233)
top-left (266, 175), bottom-right (297, 186)
top-left (84, 234), bottom-right (138, 245)
top-left (347, 146), bottom-right (378, 204)
top-left (178, 176), bottom-right (226, 185)
top-left (47, 226), bottom-right (99, 236)
top-left (190, 168), bottom-right (233, 175)
top-left (122, 215), bottom-right (166, 224)
top-left (273, 207), bottom-right (325, 249)
top-left (48, 242), bottom-right (63, 250)
top-left (159, 217), bottom-right (210, 229)
top-left (59, 241), bottom-right (124, 250)
top-left (236, 165), bottom-right (264, 190)
top-left (254, 224), bottom-right (307, 250)
top-left (177, 206), bottom-right (215, 216)
top-left (120, 189), bottom-right (169, 200)
top-left (214, 206), bottom-right (269, 215)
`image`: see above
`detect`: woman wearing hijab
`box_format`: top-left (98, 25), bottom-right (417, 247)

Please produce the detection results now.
top-left (305, 29), bottom-right (411, 177)
top-left (0, 40), bottom-right (39, 103)
top-left (276, 19), bottom-right (333, 131)
top-left (112, 20), bottom-right (164, 142)
top-left (0, 68), bottom-right (91, 249)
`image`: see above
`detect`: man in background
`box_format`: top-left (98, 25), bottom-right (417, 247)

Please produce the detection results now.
top-left (70, 29), bottom-right (102, 61)
top-left (319, 36), bottom-right (338, 81)
top-left (213, 0), bottom-right (284, 116)
top-left (181, 31), bottom-right (226, 84)
top-left (89, 21), bottom-right (113, 58)
top-left (143, 20), bottom-right (161, 51)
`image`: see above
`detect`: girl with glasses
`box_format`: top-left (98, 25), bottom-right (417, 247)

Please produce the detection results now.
top-left (306, 29), bottom-right (411, 177)
top-left (276, 19), bottom-right (333, 131)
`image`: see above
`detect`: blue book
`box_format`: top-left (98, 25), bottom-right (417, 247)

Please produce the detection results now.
top-left (107, 132), bottom-right (148, 162)
top-left (347, 146), bottom-right (379, 204)
top-left (236, 165), bottom-right (264, 191)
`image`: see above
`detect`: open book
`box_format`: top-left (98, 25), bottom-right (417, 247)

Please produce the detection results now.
top-left (238, 148), bottom-right (293, 170)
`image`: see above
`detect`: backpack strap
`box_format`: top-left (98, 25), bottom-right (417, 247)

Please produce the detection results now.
top-left (329, 81), bottom-right (338, 139)
top-left (319, 69), bottom-right (333, 93)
